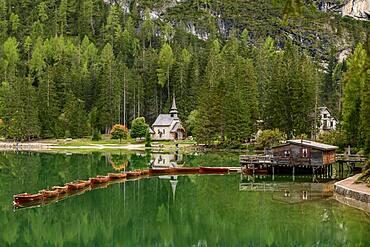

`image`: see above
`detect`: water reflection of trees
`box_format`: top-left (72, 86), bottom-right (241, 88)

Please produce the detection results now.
top-left (0, 153), bottom-right (369, 246)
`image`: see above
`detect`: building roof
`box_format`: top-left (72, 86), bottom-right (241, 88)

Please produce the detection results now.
top-left (170, 122), bottom-right (184, 133)
top-left (318, 106), bottom-right (338, 121)
top-left (148, 127), bottom-right (155, 134)
top-left (152, 114), bottom-right (174, 127)
top-left (287, 140), bottom-right (338, 151)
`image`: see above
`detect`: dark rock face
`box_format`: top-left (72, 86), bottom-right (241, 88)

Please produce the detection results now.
top-left (312, 0), bottom-right (369, 21)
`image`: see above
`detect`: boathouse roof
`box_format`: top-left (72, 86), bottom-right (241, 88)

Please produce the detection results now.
top-left (286, 140), bottom-right (338, 151)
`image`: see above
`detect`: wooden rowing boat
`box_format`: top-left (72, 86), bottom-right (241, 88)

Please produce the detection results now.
top-left (39, 189), bottom-right (59, 198)
top-left (13, 193), bottom-right (44, 205)
top-left (108, 173), bottom-right (127, 179)
top-left (140, 169), bottom-right (150, 175)
top-left (172, 167), bottom-right (200, 174)
top-left (149, 168), bottom-right (174, 175)
top-left (66, 180), bottom-right (91, 190)
top-left (126, 170), bottom-right (141, 177)
top-left (90, 175), bottom-right (111, 184)
top-left (256, 169), bottom-right (268, 174)
top-left (90, 182), bottom-right (108, 190)
top-left (243, 168), bottom-right (268, 174)
top-left (52, 186), bottom-right (68, 194)
top-left (199, 167), bottom-right (229, 174)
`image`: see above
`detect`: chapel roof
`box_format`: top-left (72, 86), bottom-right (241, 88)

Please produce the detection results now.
top-left (152, 114), bottom-right (174, 127)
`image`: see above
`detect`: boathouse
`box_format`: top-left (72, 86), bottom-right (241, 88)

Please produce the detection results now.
top-left (272, 140), bottom-right (337, 166)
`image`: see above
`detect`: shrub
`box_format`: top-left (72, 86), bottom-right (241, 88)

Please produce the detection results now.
top-left (110, 124), bottom-right (129, 142)
top-left (130, 117), bottom-right (149, 139)
top-left (145, 130), bottom-right (152, 147)
top-left (317, 131), bottom-right (345, 150)
top-left (92, 129), bottom-right (102, 141)
top-left (256, 129), bottom-right (285, 149)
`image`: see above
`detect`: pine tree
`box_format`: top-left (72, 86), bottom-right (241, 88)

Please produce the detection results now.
top-left (58, 0), bottom-right (67, 35)
top-left (98, 43), bottom-right (120, 133)
top-left (1, 37), bottom-right (40, 140)
top-left (157, 43), bottom-right (174, 98)
top-left (360, 36), bottom-right (370, 154)
top-left (342, 44), bottom-right (367, 147)
top-left (194, 40), bottom-right (222, 145)
top-left (64, 92), bottom-right (88, 138)
top-left (141, 8), bottom-right (155, 48)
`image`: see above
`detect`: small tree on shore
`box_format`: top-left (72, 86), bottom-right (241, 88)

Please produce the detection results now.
top-left (145, 130), bottom-right (152, 147)
top-left (130, 117), bottom-right (149, 139)
top-left (92, 129), bottom-right (102, 141)
top-left (256, 129), bottom-right (285, 149)
top-left (110, 124), bottom-right (129, 143)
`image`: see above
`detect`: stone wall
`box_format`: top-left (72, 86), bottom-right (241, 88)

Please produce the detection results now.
top-left (334, 179), bottom-right (370, 212)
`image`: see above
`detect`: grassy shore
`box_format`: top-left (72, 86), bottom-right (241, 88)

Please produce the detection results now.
top-left (0, 135), bottom-right (197, 153)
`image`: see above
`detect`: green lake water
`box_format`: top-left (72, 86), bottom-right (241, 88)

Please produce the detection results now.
top-left (0, 152), bottom-right (369, 246)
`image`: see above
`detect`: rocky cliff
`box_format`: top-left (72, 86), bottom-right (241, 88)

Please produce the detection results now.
top-left (316, 0), bottom-right (369, 20)
top-left (107, 0), bottom-right (369, 62)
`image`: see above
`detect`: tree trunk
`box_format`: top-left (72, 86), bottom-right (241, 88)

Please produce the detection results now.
top-left (167, 66), bottom-right (170, 98)
top-left (123, 73), bottom-right (126, 126)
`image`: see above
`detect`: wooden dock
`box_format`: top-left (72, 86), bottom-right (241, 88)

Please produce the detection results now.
top-left (239, 154), bottom-right (366, 176)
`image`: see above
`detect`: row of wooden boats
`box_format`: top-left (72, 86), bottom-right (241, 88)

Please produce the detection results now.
top-left (242, 168), bottom-right (269, 175)
top-left (13, 166), bottom-right (230, 207)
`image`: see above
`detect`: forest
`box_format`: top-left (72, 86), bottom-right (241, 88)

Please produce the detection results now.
top-left (0, 0), bottom-right (369, 152)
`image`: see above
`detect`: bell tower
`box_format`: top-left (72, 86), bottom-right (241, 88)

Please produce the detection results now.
top-left (169, 96), bottom-right (179, 120)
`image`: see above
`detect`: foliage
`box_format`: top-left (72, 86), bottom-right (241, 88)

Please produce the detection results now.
top-left (317, 130), bottom-right (345, 150)
top-left (358, 159), bottom-right (370, 185)
top-left (145, 130), bottom-right (152, 147)
top-left (130, 117), bottom-right (149, 139)
top-left (185, 110), bottom-right (199, 137)
top-left (64, 92), bottom-right (88, 138)
top-left (0, 0), bottom-right (367, 148)
top-left (92, 129), bottom-right (102, 141)
top-left (110, 124), bottom-right (129, 142)
top-left (342, 44), bottom-right (368, 148)
top-left (256, 129), bottom-right (286, 149)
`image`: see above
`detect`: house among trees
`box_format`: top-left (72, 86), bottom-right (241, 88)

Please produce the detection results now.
top-left (150, 97), bottom-right (186, 141)
top-left (318, 107), bottom-right (337, 132)
top-left (271, 139), bottom-right (337, 166)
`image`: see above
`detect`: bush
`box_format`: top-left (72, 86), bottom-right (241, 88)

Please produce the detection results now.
top-left (145, 130), bottom-right (151, 147)
top-left (130, 117), bottom-right (149, 139)
top-left (92, 129), bottom-right (102, 141)
top-left (256, 129), bottom-right (285, 149)
top-left (358, 159), bottom-right (370, 185)
top-left (317, 131), bottom-right (345, 150)
top-left (185, 110), bottom-right (199, 137)
top-left (110, 124), bottom-right (129, 142)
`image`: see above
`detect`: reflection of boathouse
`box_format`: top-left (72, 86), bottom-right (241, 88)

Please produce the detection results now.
top-left (239, 181), bottom-right (333, 204)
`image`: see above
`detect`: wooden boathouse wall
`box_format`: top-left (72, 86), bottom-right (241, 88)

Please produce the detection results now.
top-left (271, 142), bottom-right (337, 166)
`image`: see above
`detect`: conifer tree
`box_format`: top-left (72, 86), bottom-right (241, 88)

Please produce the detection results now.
top-left (194, 40), bottom-right (221, 145)
top-left (157, 43), bottom-right (174, 98)
top-left (98, 43), bottom-right (120, 133)
top-left (342, 44), bottom-right (367, 146)
top-left (64, 92), bottom-right (88, 138)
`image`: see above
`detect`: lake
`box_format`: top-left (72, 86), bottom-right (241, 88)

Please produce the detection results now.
top-left (0, 151), bottom-right (369, 246)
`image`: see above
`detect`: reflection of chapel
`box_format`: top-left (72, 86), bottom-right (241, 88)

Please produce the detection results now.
top-left (150, 96), bottom-right (186, 140)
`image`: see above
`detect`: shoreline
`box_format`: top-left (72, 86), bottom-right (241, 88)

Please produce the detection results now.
top-left (334, 174), bottom-right (370, 213)
top-left (0, 141), bottom-right (196, 153)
